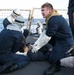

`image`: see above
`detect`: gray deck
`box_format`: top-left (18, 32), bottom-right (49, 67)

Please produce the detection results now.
top-left (2, 61), bottom-right (74, 75)
top-left (2, 35), bottom-right (74, 75)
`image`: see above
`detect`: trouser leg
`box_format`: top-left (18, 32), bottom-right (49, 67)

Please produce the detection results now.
top-left (49, 42), bottom-right (72, 64)
top-left (27, 50), bottom-right (49, 61)
top-left (0, 53), bottom-right (30, 73)
top-left (27, 43), bottom-right (52, 61)
top-left (11, 53), bottom-right (30, 69)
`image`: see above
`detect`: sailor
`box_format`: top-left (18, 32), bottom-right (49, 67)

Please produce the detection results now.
top-left (0, 16), bottom-right (30, 74)
top-left (59, 0), bottom-right (74, 68)
top-left (28, 2), bottom-right (74, 75)
top-left (3, 9), bottom-right (21, 28)
top-left (36, 21), bottom-right (43, 36)
top-left (68, 0), bottom-right (74, 40)
top-left (3, 8), bottom-right (29, 38)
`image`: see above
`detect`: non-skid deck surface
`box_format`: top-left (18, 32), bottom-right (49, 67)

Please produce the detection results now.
top-left (2, 61), bottom-right (74, 75)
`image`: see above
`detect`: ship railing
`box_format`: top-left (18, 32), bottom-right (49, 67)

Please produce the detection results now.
top-left (0, 8), bottom-right (68, 34)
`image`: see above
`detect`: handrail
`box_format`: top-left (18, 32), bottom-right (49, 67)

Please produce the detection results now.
top-left (0, 8), bottom-right (68, 32)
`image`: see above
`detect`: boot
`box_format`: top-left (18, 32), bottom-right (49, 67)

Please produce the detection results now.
top-left (44, 61), bottom-right (61, 75)
top-left (0, 62), bottom-right (12, 74)
top-left (0, 64), bottom-right (19, 74)
top-left (5, 64), bottom-right (19, 73)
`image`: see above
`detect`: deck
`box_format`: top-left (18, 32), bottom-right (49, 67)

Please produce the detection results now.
top-left (2, 35), bottom-right (74, 75)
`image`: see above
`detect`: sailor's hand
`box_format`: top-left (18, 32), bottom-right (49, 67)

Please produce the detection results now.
top-left (31, 45), bottom-right (38, 53)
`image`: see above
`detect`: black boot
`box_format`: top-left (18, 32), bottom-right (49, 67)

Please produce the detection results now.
top-left (44, 61), bottom-right (61, 75)
top-left (0, 64), bottom-right (19, 74)
top-left (0, 62), bottom-right (13, 74)
top-left (5, 64), bottom-right (19, 73)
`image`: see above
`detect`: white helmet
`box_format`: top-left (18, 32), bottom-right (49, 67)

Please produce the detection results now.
top-left (12, 9), bottom-right (21, 16)
top-left (36, 21), bottom-right (43, 28)
top-left (14, 15), bottom-right (24, 27)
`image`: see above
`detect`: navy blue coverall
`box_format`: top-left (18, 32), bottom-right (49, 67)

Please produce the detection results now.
top-left (28, 16), bottom-right (74, 64)
top-left (0, 29), bottom-right (30, 70)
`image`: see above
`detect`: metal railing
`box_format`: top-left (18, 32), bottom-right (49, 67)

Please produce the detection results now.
top-left (0, 8), bottom-right (68, 33)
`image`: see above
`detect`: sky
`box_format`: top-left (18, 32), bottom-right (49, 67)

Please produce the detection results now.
top-left (0, 0), bottom-right (68, 9)
top-left (0, 0), bottom-right (69, 18)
